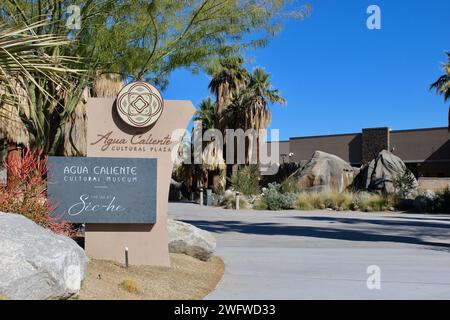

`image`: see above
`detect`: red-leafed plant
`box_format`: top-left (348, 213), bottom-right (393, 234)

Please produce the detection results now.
top-left (0, 149), bottom-right (76, 237)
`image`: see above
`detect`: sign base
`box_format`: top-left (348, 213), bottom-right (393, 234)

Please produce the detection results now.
top-left (85, 223), bottom-right (169, 266)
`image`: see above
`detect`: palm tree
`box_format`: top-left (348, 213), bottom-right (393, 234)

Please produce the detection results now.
top-left (244, 67), bottom-right (286, 131)
top-left (430, 52), bottom-right (450, 129)
top-left (208, 58), bottom-right (249, 187)
top-left (226, 68), bottom-right (286, 170)
top-left (195, 97), bottom-right (226, 192)
top-left (175, 97), bottom-right (226, 193)
top-left (208, 56), bottom-right (249, 116)
top-left (208, 61), bottom-right (286, 184)
top-left (194, 97), bottom-right (218, 131)
top-left (224, 92), bottom-right (247, 130)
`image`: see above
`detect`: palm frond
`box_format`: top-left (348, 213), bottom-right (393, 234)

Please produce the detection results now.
top-left (430, 52), bottom-right (450, 102)
top-left (0, 20), bottom-right (85, 145)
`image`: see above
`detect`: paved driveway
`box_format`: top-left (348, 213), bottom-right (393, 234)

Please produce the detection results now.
top-left (169, 203), bottom-right (450, 299)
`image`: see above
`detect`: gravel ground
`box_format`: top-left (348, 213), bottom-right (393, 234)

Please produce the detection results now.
top-left (76, 253), bottom-right (224, 300)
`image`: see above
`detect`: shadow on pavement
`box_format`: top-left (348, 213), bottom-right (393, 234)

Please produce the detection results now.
top-left (289, 216), bottom-right (450, 230)
top-left (182, 219), bottom-right (450, 249)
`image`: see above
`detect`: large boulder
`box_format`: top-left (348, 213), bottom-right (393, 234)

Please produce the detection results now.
top-left (0, 213), bottom-right (88, 300)
top-left (290, 151), bottom-right (359, 193)
top-left (357, 150), bottom-right (418, 196)
top-left (168, 219), bottom-right (216, 261)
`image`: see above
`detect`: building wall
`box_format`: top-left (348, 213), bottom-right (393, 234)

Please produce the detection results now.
top-left (416, 161), bottom-right (450, 177)
top-left (390, 127), bottom-right (450, 163)
top-left (289, 133), bottom-right (362, 165)
top-left (278, 140), bottom-right (291, 164)
top-left (418, 177), bottom-right (450, 191)
top-left (266, 140), bottom-right (290, 164)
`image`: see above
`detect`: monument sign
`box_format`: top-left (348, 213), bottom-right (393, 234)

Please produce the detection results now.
top-left (85, 81), bottom-right (195, 266)
top-left (48, 156), bottom-right (157, 224)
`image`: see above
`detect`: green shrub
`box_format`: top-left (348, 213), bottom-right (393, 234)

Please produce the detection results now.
top-left (409, 188), bottom-right (450, 213)
top-left (262, 183), bottom-right (295, 210)
top-left (262, 183), bottom-right (283, 210)
top-left (393, 169), bottom-right (417, 198)
top-left (280, 193), bottom-right (297, 209)
top-left (230, 165), bottom-right (261, 196)
top-left (437, 188), bottom-right (450, 213)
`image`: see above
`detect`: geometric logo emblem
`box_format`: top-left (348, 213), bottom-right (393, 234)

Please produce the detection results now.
top-left (116, 81), bottom-right (164, 128)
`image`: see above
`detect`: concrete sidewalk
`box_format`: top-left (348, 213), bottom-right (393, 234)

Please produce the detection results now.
top-left (169, 203), bottom-right (450, 299)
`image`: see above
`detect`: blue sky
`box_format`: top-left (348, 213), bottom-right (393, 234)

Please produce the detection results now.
top-left (163, 0), bottom-right (450, 141)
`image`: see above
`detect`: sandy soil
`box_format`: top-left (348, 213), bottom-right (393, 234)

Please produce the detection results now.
top-left (75, 253), bottom-right (224, 300)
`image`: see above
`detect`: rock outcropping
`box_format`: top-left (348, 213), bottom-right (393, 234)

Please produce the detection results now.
top-left (0, 213), bottom-right (88, 300)
top-left (291, 151), bottom-right (359, 192)
top-left (357, 150), bottom-right (418, 196)
top-left (168, 219), bottom-right (216, 261)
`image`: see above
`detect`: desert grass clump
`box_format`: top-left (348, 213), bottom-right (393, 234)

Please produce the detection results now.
top-left (223, 192), bottom-right (248, 209)
top-left (253, 197), bottom-right (268, 210)
top-left (294, 191), bottom-right (354, 211)
top-left (322, 191), bottom-right (354, 210)
top-left (119, 279), bottom-right (140, 294)
top-left (294, 193), bottom-right (315, 210)
top-left (280, 176), bottom-right (300, 194)
top-left (294, 192), bottom-right (325, 210)
top-left (292, 190), bottom-right (400, 212)
top-left (353, 192), bottom-right (396, 212)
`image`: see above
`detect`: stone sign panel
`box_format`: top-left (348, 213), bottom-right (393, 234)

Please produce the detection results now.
top-left (48, 156), bottom-right (157, 224)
